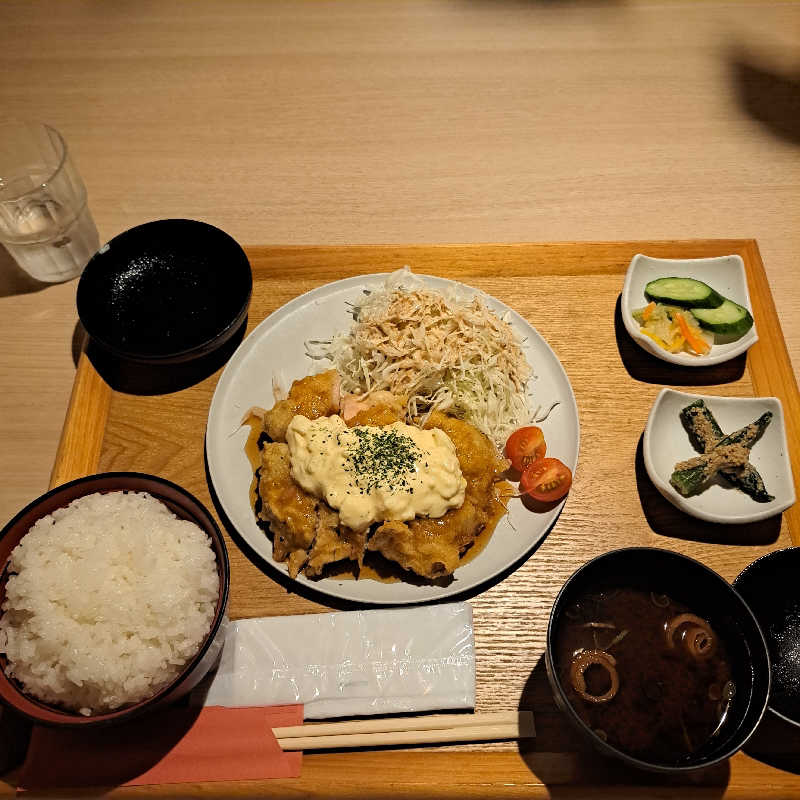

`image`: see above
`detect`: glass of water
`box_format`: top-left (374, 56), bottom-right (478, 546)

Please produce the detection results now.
top-left (0, 121), bottom-right (100, 282)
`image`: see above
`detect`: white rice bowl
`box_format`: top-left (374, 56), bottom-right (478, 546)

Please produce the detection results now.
top-left (0, 491), bottom-right (219, 716)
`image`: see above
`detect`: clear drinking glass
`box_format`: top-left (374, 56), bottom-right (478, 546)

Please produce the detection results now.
top-left (0, 121), bottom-right (100, 282)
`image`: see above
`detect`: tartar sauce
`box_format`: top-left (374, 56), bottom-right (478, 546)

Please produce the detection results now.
top-left (285, 414), bottom-right (466, 531)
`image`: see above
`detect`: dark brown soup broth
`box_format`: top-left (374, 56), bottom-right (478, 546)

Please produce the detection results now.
top-left (555, 587), bottom-right (734, 763)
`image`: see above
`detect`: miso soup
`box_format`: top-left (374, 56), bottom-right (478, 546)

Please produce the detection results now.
top-left (555, 587), bottom-right (734, 763)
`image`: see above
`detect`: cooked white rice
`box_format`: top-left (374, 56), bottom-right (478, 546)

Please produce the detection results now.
top-left (0, 491), bottom-right (219, 716)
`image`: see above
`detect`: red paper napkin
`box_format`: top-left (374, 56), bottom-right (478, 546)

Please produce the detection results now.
top-left (18, 704), bottom-right (302, 790)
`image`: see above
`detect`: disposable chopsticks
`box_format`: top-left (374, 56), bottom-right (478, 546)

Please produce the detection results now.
top-left (274, 711), bottom-right (535, 751)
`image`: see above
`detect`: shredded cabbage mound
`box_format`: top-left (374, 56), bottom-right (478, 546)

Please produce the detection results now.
top-left (306, 268), bottom-right (533, 448)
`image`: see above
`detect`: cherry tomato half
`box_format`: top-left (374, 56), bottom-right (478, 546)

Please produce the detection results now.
top-left (505, 426), bottom-right (546, 472)
top-left (520, 457), bottom-right (573, 503)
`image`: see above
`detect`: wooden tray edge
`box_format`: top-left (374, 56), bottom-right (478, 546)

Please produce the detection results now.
top-left (41, 241), bottom-right (800, 796)
top-left (239, 239), bottom-right (757, 278)
top-left (41, 750), bottom-right (795, 798)
top-left (49, 350), bottom-right (111, 489)
top-left (741, 240), bottom-right (800, 545)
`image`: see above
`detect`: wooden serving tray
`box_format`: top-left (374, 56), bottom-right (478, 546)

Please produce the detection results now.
top-left (39, 242), bottom-right (800, 796)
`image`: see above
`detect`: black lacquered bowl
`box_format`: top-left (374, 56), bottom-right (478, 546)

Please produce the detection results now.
top-left (734, 547), bottom-right (800, 730)
top-left (545, 547), bottom-right (770, 773)
top-left (77, 219), bottom-right (252, 364)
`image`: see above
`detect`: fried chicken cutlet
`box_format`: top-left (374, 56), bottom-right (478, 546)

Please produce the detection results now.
top-left (255, 372), bottom-right (508, 582)
top-left (258, 443), bottom-right (366, 578)
top-left (366, 411), bottom-right (509, 579)
top-left (257, 370), bottom-right (371, 578)
top-left (261, 370), bottom-right (341, 442)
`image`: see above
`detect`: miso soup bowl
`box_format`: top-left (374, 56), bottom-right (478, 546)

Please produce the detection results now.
top-left (0, 473), bottom-right (230, 728)
top-left (545, 548), bottom-right (770, 773)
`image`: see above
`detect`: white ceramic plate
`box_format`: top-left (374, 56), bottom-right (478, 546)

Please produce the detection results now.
top-left (206, 273), bottom-right (580, 605)
top-left (621, 254), bottom-right (758, 366)
top-left (643, 388), bottom-right (795, 524)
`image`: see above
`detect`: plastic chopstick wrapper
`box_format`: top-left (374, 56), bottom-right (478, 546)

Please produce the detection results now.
top-left (201, 602), bottom-right (475, 719)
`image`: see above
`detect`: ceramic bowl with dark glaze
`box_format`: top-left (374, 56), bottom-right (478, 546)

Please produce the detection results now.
top-left (546, 548), bottom-right (770, 773)
top-left (0, 473), bottom-right (230, 728)
top-left (77, 219), bottom-right (252, 364)
top-left (734, 547), bottom-right (800, 730)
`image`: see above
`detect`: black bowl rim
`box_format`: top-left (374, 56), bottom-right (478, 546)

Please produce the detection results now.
top-left (86, 299), bottom-right (250, 366)
top-left (546, 546), bottom-right (771, 773)
top-left (76, 219), bottom-right (253, 363)
top-left (0, 471), bottom-right (231, 728)
top-left (733, 545), bottom-right (800, 730)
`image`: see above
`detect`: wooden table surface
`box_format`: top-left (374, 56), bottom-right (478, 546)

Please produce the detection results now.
top-left (1, 0), bottom-right (800, 794)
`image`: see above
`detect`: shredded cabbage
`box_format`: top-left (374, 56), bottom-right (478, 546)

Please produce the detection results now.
top-left (306, 268), bottom-right (533, 448)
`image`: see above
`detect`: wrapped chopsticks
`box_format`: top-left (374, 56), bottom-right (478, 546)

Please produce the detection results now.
top-left (273, 711), bottom-right (535, 751)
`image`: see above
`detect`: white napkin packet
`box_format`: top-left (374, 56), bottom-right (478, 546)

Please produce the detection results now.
top-left (202, 602), bottom-right (475, 719)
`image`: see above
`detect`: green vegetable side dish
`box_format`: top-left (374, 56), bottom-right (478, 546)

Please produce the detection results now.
top-left (644, 277), bottom-right (724, 309)
top-left (670, 399), bottom-right (774, 501)
top-left (690, 300), bottom-right (754, 338)
top-left (634, 277), bottom-right (754, 356)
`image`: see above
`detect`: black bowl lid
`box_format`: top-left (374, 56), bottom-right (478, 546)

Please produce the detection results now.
top-left (734, 547), bottom-right (800, 728)
top-left (77, 219), bottom-right (252, 362)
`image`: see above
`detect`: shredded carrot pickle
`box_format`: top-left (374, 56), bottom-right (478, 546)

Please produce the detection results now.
top-left (632, 302), bottom-right (712, 356)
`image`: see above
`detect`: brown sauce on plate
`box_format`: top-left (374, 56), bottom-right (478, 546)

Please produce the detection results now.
top-left (243, 413), bottom-right (263, 509)
top-left (460, 480), bottom-right (513, 566)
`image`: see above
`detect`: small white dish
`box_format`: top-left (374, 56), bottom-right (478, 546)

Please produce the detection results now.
top-left (621, 254), bottom-right (758, 366)
top-left (643, 389), bottom-right (795, 524)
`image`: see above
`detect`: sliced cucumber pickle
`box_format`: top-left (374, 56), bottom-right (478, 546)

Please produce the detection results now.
top-left (644, 277), bottom-right (725, 309)
top-left (690, 299), bottom-right (754, 337)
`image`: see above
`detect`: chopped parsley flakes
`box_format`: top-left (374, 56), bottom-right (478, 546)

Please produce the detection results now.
top-left (341, 428), bottom-right (422, 494)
